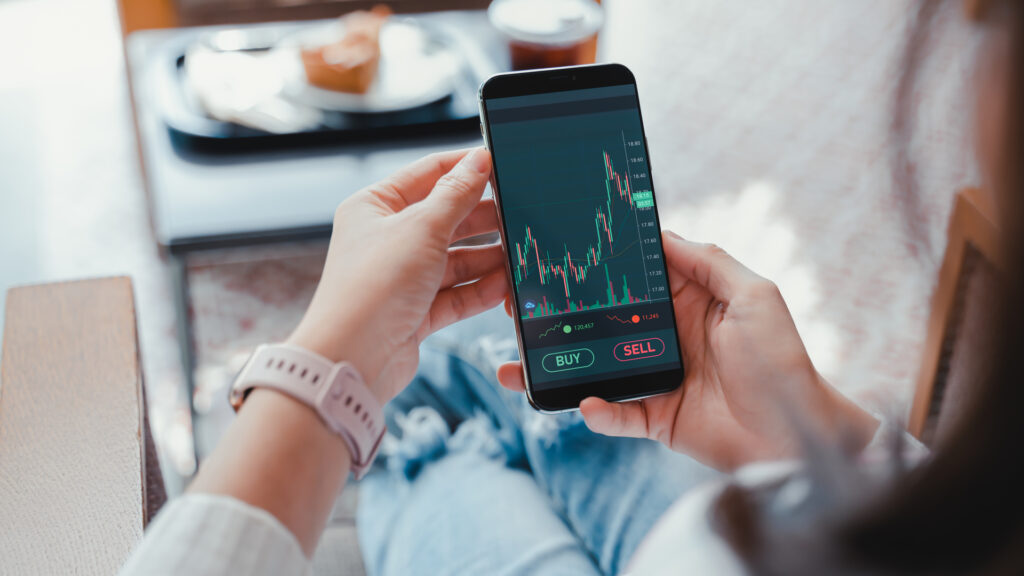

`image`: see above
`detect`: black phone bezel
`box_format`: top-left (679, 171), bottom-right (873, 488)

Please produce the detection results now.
top-left (479, 63), bottom-right (685, 412)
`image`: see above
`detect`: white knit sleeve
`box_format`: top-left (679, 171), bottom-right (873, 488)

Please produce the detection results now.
top-left (119, 493), bottom-right (310, 576)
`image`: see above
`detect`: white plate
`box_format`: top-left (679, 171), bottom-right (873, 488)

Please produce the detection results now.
top-left (276, 20), bottom-right (460, 113)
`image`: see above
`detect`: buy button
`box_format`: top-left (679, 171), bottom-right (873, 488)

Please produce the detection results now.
top-left (541, 348), bottom-right (595, 373)
top-left (613, 337), bottom-right (666, 362)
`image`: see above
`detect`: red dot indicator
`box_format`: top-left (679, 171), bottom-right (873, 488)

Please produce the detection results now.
top-left (631, 314), bottom-right (640, 324)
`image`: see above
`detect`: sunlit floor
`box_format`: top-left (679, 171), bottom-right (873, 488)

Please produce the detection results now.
top-left (0, 0), bottom-right (169, 341)
top-left (0, 0), bottom-right (187, 490)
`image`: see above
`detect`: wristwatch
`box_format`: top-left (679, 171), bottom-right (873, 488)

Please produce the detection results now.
top-left (229, 343), bottom-right (385, 479)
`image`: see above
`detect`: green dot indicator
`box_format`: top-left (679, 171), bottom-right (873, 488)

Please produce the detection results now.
top-left (563, 324), bottom-right (572, 334)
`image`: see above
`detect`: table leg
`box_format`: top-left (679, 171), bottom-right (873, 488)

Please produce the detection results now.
top-left (170, 254), bottom-right (201, 473)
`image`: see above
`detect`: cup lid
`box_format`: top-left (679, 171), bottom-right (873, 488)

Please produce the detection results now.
top-left (488, 0), bottom-right (604, 46)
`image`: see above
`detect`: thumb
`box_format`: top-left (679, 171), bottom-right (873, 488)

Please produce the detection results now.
top-left (421, 148), bottom-right (492, 236)
top-left (662, 231), bottom-right (761, 303)
top-left (580, 397), bottom-right (651, 439)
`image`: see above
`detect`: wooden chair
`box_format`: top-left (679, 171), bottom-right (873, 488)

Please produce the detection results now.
top-left (909, 188), bottom-right (1000, 446)
top-left (0, 277), bottom-right (165, 574)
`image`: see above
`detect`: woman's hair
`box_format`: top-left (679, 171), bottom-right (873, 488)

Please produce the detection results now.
top-left (713, 2), bottom-right (1024, 574)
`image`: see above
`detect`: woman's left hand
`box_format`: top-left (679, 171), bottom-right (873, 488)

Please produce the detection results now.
top-left (287, 147), bottom-right (507, 405)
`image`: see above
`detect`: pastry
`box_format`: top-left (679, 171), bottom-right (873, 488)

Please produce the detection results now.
top-left (301, 6), bottom-right (391, 94)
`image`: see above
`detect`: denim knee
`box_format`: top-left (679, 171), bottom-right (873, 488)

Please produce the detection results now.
top-left (382, 406), bottom-right (526, 481)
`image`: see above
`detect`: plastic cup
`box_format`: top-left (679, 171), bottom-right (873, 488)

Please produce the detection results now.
top-left (488, 0), bottom-right (604, 70)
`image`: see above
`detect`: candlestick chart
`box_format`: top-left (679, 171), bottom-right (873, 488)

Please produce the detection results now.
top-left (504, 132), bottom-right (669, 319)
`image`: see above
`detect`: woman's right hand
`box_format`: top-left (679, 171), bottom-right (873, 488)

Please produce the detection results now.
top-left (497, 231), bottom-right (879, 471)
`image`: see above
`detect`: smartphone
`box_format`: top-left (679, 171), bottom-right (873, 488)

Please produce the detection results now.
top-left (479, 63), bottom-right (684, 412)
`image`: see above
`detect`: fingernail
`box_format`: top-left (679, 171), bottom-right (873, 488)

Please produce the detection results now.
top-left (664, 230), bottom-right (683, 241)
top-left (461, 148), bottom-right (491, 174)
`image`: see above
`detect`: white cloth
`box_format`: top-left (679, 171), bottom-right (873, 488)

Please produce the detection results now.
top-left (118, 493), bottom-right (310, 576)
top-left (120, 420), bottom-right (923, 576)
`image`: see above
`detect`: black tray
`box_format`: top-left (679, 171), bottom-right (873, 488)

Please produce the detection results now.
top-left (154, 18), bottom-right (507, 154)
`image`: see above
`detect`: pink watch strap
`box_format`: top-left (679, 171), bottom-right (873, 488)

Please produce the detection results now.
top-left (230, 344), bottom-right (385, 479)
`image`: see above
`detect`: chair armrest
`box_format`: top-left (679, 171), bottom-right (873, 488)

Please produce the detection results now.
top-left (0, 277), bottom-right (165, 574)
top-left (909, 188), bottom-right (999, 444)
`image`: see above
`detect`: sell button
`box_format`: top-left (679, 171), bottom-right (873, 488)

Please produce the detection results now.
top-left (541, 348), bottom-right (595, 373)
top-left (613, 337), bottom-right (666, 362)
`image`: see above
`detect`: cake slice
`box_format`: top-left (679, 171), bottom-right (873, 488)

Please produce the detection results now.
top-left (301, 6), bottom-right (392, 94)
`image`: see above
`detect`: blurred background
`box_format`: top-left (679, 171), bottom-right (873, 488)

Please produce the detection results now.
top-left (0, 0), bottom-right (982, 503)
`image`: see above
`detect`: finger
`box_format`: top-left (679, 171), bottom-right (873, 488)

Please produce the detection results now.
top-left (661, 231), bottom-right (761, 303)
top-left (427, 269), bottom-right (506, 333)
top-left (496, 361), bottom-right (526, 393)
top-left (452, 198), bottom-right (500, 242)
top-left (580, 397), bottom-right (651, 439)
top-left (667, 263), bottom-right (688, 300)
top-left (369, 149), bottom-right (475, 210)
top-left (503, 295), bottom-right (515, 318)
top-left (441, 244), bottom-right (505, 289)
top-left (419, 148), bottom-right (492, 236)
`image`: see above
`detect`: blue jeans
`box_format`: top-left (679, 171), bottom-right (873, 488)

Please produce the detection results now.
top-left (357, 311), bottom-right (717, 575)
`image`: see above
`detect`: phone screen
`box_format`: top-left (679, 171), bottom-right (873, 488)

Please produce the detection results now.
top-left (484, 80), bottom-right (683, 405)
